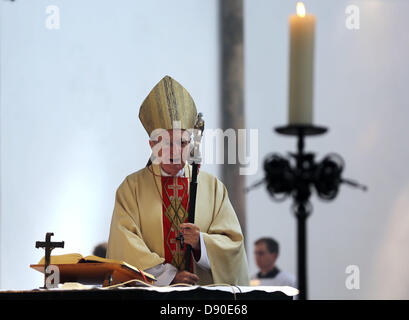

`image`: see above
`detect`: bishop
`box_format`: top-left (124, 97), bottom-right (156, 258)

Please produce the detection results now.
top-left (106, 75), bottom-right (249, 286)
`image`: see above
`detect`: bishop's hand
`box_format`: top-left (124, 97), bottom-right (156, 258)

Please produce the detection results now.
top-left (171, 270), bottom-right (199, 285)
top-left (180, 223), bottom-right (200, 250)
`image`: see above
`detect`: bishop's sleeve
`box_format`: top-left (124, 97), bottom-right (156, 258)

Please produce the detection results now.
top-left (106, 176), bottom-right (165, 270)
top-left (201, 178), bottom-right (250, 286)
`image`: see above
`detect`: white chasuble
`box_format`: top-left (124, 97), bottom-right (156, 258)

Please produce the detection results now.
top-left (107, 163), bottom-right (249, 286)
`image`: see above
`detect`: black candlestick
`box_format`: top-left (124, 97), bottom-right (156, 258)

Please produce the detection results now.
top-left (277, 124), bottom-right (326, 300)
top-left (246, 124), bottom-right (367, 300)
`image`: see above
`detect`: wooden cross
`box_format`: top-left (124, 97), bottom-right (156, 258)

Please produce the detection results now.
top-left (35, 232), bottom-right (64, 288)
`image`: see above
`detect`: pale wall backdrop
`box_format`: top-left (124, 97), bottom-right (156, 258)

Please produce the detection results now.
top-left (1, 0), bottom-right (408, 299)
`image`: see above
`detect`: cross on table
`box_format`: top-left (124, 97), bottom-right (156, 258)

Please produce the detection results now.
top-left (35, 232), bottom-right (64, 288)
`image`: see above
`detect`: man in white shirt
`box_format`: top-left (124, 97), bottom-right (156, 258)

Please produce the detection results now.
top-left (252, 237), bottom-right (296, 288)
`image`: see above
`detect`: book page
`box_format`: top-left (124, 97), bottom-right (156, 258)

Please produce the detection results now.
top-left (38, 253), bottom-right (83, 265)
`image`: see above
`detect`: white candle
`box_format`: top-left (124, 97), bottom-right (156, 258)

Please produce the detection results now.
top-left (288, 2), bottom-right (316, 125)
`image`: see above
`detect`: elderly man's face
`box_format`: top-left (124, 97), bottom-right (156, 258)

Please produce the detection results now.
top-left (149, 129), bottom-right (191, 175)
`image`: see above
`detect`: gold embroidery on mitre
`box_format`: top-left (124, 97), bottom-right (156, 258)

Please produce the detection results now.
top-left (139, 75), bottom-right (198, 137)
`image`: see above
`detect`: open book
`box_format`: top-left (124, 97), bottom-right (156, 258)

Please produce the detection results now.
top-left (31, 253), bottom-right (156, 286)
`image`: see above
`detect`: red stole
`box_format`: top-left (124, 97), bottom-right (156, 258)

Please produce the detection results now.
top-left (161, 176), bottom-right (193, 271)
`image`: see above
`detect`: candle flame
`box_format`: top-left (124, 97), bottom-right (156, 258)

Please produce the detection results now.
top-left (296, 2), bottom-right (306, 17)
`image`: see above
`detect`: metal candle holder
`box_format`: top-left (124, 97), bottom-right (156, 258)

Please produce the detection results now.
top-left (247, 124), bottom-right (367, 300)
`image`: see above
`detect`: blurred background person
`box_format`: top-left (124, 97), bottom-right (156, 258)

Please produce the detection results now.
top-left (251, 237), bottom-right (296, 288)
top-left (93, 242), bottom-right (107, 258)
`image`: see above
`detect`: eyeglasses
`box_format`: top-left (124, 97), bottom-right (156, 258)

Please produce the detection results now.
top-left (152, 139), bottom-right (191, 148)
top-left (162, 140), bottom-right (191, 148)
